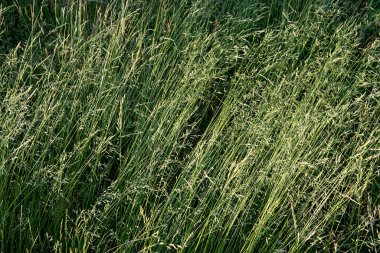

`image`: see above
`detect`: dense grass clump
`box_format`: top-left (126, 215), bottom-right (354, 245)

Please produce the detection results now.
top-left (0, 0), bottom-right (379, 252)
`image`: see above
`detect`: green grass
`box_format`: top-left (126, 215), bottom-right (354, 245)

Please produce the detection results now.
top-left (0, 0), bottom-right (379, 252)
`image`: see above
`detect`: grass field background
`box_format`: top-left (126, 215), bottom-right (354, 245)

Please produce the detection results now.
top-left (0, 0), bottom-right (379, 252)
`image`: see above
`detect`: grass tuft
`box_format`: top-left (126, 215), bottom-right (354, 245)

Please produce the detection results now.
top-left (0, 0), bottom-right (379, 252)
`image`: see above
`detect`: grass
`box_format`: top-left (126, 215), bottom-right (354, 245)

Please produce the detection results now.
top-left (0, 0), bottom-right (379, 252)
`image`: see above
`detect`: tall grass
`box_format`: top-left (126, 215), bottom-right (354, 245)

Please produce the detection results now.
top-left (0, 0), bottom-right (379, 252)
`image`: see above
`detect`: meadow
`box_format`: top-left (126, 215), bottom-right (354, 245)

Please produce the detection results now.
top-left (0, 0), bottom-right (379, 252)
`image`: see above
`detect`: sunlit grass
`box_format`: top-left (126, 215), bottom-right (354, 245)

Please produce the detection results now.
top-left (0, 0), bottom-right (379, 252)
